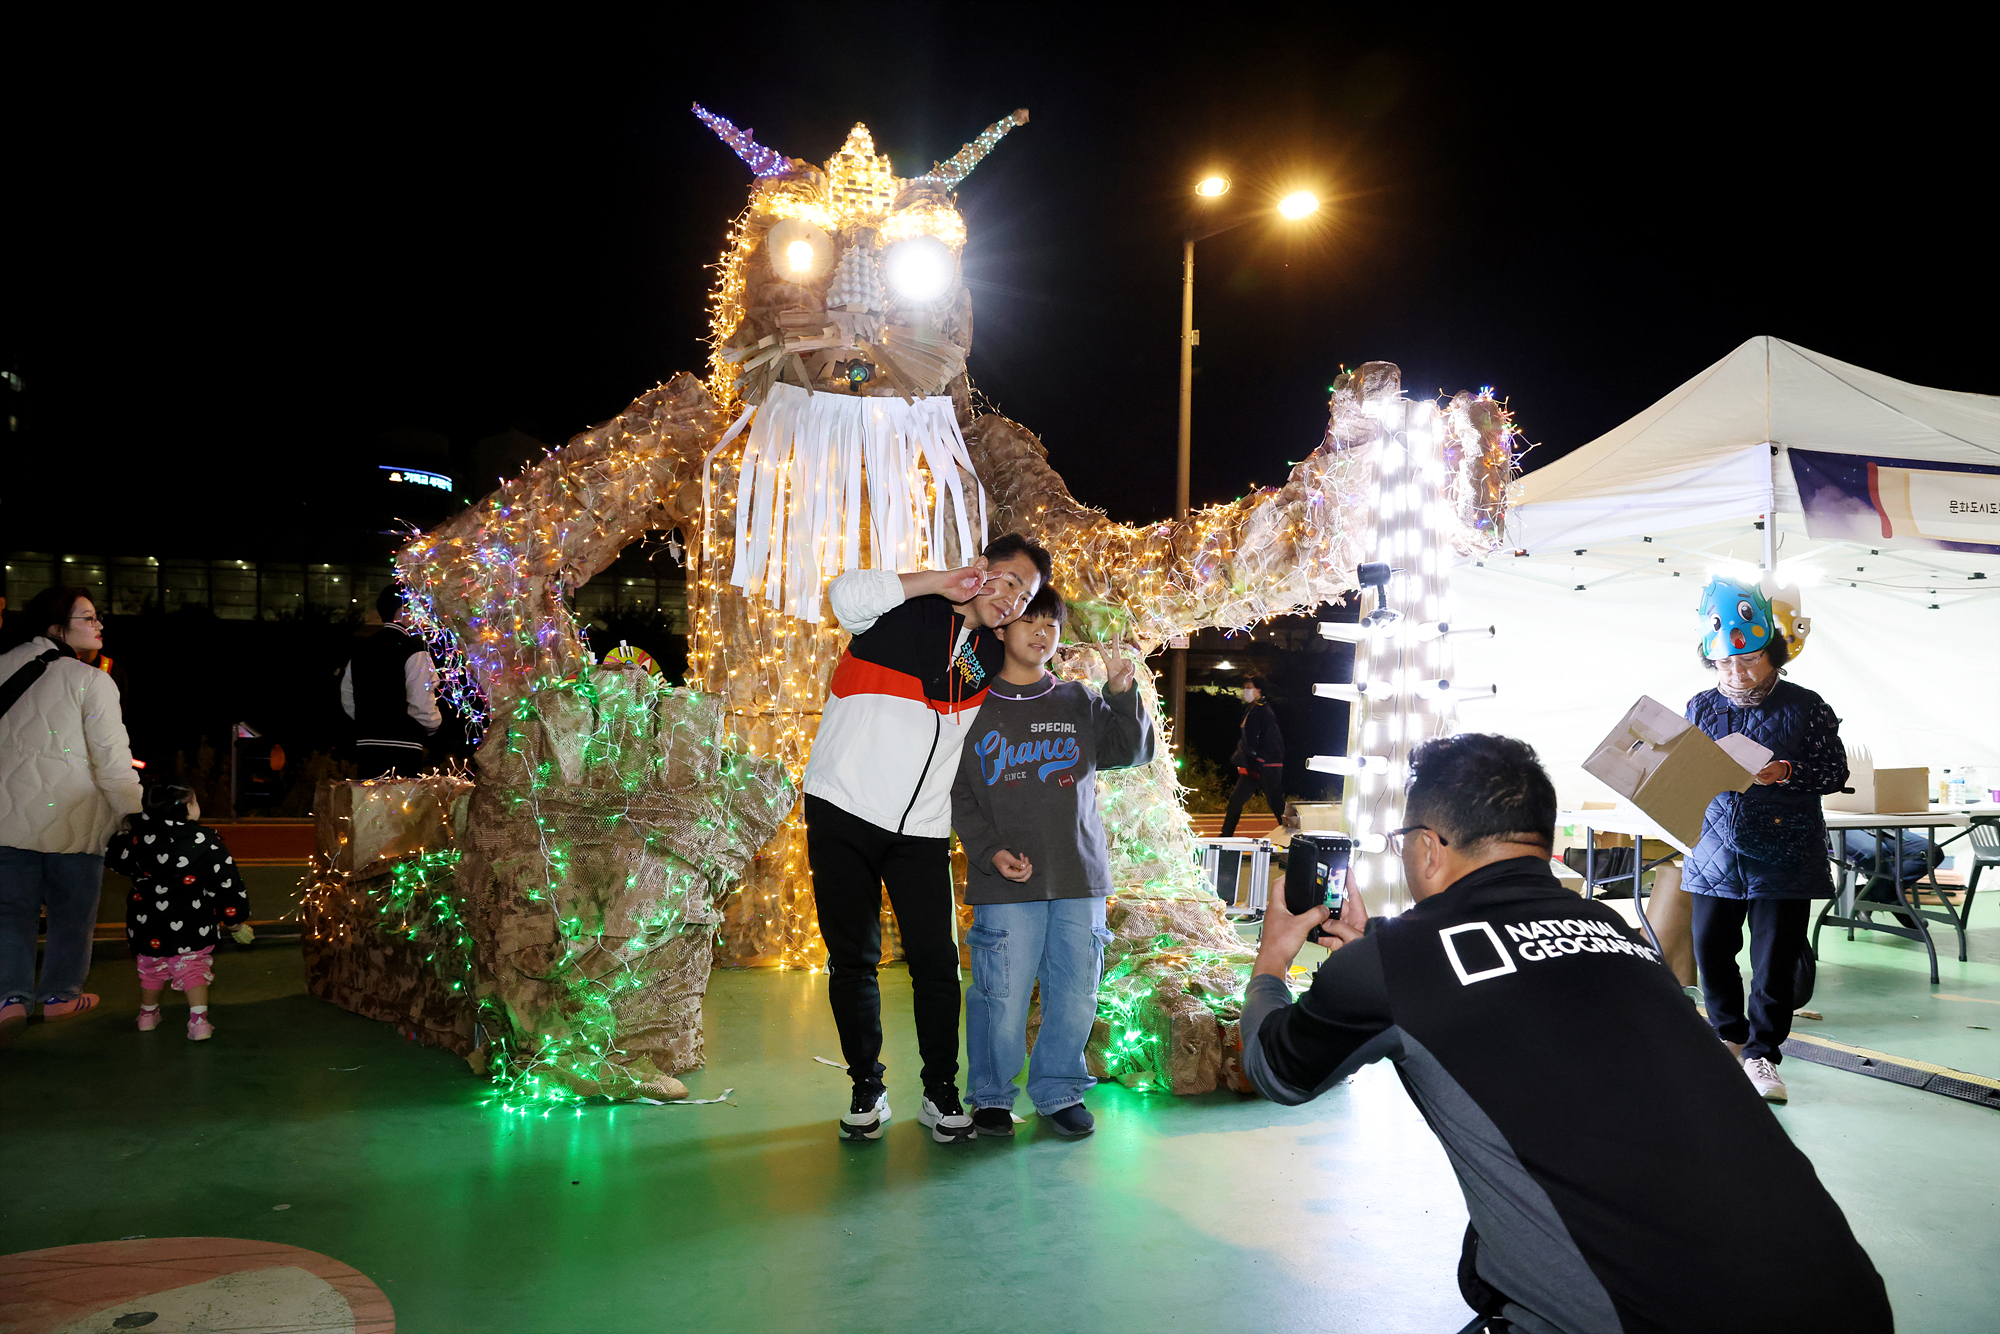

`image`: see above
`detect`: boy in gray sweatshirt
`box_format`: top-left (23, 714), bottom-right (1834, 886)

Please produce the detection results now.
top-left (950, 585), bottom-right (1154, 1137)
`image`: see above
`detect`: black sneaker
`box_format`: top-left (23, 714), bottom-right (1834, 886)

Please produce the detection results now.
top-left (971, 1106), bottom-right (1015, 1138)
top-left (917, 1086), bottom-right (974, 1143)
top-left (840, 1087), bottom-right (891, 1141)
top-left (1043, 1102), bottom-right (1095, 1137)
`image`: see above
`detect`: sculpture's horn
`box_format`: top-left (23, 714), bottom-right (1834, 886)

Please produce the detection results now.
top-left (692, 103), bottom-right (792, 178)
top-left (916, 108), bottom-right (1029, 188)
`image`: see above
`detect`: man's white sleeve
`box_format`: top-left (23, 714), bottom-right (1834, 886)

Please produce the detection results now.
top-left (339, 663), bottom-right (356, 720)
top-left (827, 569), bottom-right (907, 636)
top-left (404, 654), bottom-right (442, 733)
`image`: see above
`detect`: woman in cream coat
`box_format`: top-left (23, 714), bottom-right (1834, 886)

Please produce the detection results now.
top-left (0, 586), bottom-right (142, 1041)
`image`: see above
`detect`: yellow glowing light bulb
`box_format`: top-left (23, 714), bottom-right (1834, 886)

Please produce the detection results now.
top-left (1195, 176), bottom-right (1230, 198)
top-left (1278, 191), bottom-right (1320, 221)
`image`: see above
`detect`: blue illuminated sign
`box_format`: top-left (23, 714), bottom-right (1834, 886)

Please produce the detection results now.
top-left (381, 466), bottom-right (452, 492)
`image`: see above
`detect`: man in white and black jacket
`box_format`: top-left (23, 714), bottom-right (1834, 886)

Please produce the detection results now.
top-left (803, 532), bottom-right (1049, 1143)
top-left (340, 585), bottom-right (441, 779)
top-left (1243, 733), bottom-right (1891, 1334)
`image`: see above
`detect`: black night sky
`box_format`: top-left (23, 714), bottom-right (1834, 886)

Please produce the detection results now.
top-left (8, 14), bottom-right (1994, 560)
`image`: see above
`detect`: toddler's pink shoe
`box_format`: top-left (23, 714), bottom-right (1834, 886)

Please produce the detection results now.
top-left (137, 1008), bottom-right (162, 1032)
top-left (1, 1000), bottom-right (27, 1045)
top-left (187, 1014), bottom-right (215, 1042)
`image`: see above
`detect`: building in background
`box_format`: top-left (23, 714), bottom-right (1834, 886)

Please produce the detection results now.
top-left (1, 550), bottom-right (687, 630)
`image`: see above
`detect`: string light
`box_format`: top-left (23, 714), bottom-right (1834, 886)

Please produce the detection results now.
top-left (690, 104), bottom-right (791, 178)
top-left (911, 108), bottom-right (1030, 188)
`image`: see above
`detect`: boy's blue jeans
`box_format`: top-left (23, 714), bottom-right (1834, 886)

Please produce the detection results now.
top-left (965, 897), bottom-right (1111, 1115)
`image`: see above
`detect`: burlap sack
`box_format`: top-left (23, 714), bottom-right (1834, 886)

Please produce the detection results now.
top-left (1644, 861), bottom-right (1697, 987)
top-left (314, 773), bottom-right (474, 880)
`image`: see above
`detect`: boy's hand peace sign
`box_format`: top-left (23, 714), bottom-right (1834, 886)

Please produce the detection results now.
top-left (1092, 644), bottom-right (1137, 695)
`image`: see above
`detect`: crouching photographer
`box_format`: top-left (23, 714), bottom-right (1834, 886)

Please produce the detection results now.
top-left (1242, 733), bottom-right (1890, 1334)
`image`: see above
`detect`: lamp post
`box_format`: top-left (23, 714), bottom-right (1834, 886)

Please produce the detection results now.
top-left (1167, 179), bottom-right (1321, 757)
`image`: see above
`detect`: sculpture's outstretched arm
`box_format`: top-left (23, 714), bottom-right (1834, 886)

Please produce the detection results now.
top-left (397, 373), bottom-right (725, 718)
top-left (963, 361), bottom-right (1512, 645)
top-left (963, 411), bottom-right (1373, 645)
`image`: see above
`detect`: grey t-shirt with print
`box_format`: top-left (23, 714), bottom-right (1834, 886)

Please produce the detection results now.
top-left (951, 672), bottom-right (1153, 906)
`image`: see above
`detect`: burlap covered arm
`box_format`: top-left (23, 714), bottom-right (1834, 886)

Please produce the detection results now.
top-left (962, 413), bottom-right (1373, 646)
top-left (395, 373), bottom-right (727, 715)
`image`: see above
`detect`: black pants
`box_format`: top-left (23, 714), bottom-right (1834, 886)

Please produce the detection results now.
top-left (1222, 765), bottom-right (1285, 837)
top-left (803, 795), bottom-right (961, 1097)
top-left (356, 743), bottom-right (426, 779)
top-left (1691, 894), bottom-right (1809, 1064)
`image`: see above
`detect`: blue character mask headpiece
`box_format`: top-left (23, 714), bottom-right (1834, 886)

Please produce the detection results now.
top-left (1699, 576), bottom-right (1777, 661)
top-left (1699, 572), bottom-right (1812, 662)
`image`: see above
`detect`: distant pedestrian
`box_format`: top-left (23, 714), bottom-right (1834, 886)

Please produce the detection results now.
top-left (0, 586), bottom-right (144, 1042)
top-left (1221, 675), bottom-right (1286, 836)
top-left (341, 585), bottom-right (442, 779)
top-left (106, 783), bottom-right (251, 1041)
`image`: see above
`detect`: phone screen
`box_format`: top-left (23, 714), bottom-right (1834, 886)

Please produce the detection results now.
top-left (1289, 834), bottom-right (1354, 937)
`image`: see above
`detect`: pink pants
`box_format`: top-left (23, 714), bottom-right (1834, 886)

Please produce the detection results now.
top-left (136, 947), bottom-right (215, 993)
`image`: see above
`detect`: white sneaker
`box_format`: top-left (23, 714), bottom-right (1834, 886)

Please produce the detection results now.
top-left (916, 1088), bottom-right (974, 1143)
top-left (1724, 1039), bottom-right (1745, 1062)
top-left (840, 1089), bottom-right (891, 1141)
top-left (1744, 1057), bottom-right (1788, 1103)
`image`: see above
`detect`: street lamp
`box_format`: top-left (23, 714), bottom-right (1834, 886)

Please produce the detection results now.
top-left (1168, 178), bottom-right (1323, 757)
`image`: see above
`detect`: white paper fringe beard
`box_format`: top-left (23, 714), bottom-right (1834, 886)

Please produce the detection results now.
top-left (720, 382), bottom-right (988, 622)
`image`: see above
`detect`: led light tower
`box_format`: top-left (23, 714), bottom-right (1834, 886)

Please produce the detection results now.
top-left (1310, 397), bottom-right (1498, 913)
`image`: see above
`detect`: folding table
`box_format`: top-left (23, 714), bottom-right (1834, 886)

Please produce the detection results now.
top-left (1815, 810), bottom-right (1973, 983)
top-left (1556, 806), bottom-right (1688, 959)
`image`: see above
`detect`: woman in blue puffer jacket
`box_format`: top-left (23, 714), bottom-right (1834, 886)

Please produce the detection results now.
top-left (1684, 576), bottom-right (1847, 1107)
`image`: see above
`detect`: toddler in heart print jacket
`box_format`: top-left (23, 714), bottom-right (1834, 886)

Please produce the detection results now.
top-left (107, 805), bottom-right (249, 965)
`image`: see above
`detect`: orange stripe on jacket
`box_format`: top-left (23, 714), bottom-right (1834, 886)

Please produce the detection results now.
top-left (827, 650), bottom-right (989, 716)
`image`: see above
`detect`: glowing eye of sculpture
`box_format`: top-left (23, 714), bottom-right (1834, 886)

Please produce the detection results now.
top-left (766, 218), bottom-right (832, 280)
top-left (882, 235), bottom-right (955, 302)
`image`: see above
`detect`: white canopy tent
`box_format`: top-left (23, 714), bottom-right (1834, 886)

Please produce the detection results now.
top-left (1450, 337), bottom-right (2000, 804)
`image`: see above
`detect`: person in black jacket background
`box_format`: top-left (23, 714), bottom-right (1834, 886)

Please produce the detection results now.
top-left (1221, 675), bottom-right (1285, 836)
top-left (340, 585), bottom-right (442, 779)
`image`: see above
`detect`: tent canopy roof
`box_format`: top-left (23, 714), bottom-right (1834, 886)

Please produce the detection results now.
top-left (1501, 336), bottom-right (1999, 602)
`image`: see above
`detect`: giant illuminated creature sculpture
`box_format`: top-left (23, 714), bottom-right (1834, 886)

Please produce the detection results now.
top-left (396, 106), bottom-right (1514, 1096)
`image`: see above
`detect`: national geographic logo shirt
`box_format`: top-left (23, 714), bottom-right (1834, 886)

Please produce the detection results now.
top-left (1242, 857), bottom-right (1891, 1334)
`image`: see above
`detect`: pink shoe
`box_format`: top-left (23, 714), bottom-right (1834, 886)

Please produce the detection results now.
top-left (187, 1014), bottom-right (215, 1041)
top-left (137, 1008), bottom-right (162, 1032)
top-left (1, 1000), bottom-right (26, 1046)
top-left (40, 994), bottom-right (99, 1021)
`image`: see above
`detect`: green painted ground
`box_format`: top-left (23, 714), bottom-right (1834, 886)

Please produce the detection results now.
top-left (4, 891), bottom-right (1997, 1333)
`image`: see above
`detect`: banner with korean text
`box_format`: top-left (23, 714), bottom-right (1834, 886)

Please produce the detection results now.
top-left (1788, 449), bottom-right (2000, 554)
